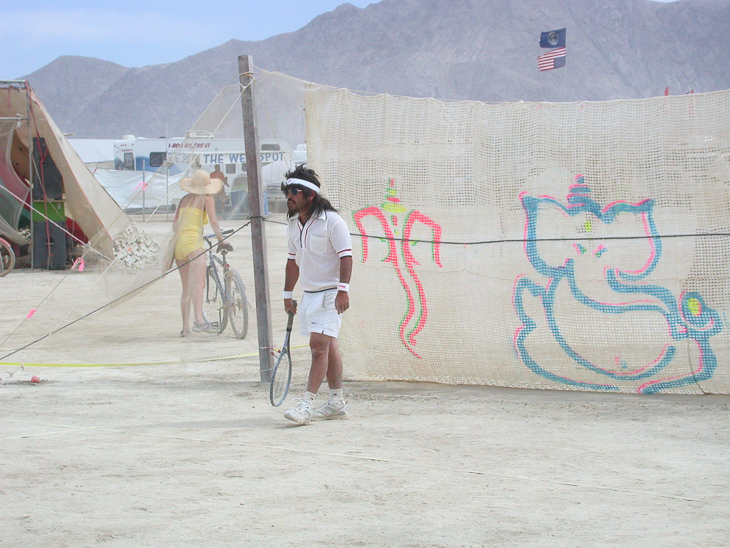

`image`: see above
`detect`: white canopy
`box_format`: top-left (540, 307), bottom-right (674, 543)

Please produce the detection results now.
top-left (93, 169), bottom-right (186, 210)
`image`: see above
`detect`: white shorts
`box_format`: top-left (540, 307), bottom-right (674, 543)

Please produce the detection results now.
top-left (299, 288), bottom-right (342, 338)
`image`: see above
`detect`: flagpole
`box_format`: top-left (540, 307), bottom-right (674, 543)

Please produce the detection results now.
top-left (563, 29), bottom-right (567, 102)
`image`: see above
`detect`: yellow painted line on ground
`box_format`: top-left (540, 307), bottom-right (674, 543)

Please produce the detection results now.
top-left (0, 344), bottom-right (308, 368)
top-left (0, 354), bottom-right (256, 368)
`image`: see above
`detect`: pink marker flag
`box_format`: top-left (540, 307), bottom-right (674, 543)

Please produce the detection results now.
top-left (72, 258), bottom-right (85, 272)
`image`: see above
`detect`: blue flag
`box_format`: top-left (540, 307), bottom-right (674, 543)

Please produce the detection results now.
top-left (540, 28), bottom-right (566, 48)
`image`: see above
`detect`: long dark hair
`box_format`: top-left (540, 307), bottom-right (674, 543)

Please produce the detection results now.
top-left (285, 164), bottom-right (337, 219)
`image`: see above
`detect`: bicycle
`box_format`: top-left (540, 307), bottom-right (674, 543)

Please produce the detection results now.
top-left (0, 237), bottom-right (15, 277)
top-left (201, 229), bottom-right (249, 339)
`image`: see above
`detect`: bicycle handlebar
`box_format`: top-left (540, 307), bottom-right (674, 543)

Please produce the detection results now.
top-left (203, 229), bottom-right (234, 252)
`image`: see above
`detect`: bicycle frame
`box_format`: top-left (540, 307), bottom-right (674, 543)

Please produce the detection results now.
top-left (201, 229), bottom-right (249, 339)
top-left (203, 233), bottom-right (232, 303)
top-left (200, 229), bottom-right (237, 331)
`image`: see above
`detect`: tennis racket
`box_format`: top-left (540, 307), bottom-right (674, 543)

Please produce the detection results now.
top-left (270, 302), bottom-right (296, 406)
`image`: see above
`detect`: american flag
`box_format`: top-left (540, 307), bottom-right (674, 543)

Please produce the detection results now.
top-left (538, 47), bottom-right (566, 71)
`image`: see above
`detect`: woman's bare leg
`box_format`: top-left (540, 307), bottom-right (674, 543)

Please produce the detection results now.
top-left (187, 250), bottom-right (207, 325)
top-left (176, 258), bottom-right (192, 333)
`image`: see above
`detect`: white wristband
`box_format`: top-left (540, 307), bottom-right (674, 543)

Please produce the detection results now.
top-left (282, 291), bottom-right (293, 299)
top-left (337, 283), bottom-right (350, 293)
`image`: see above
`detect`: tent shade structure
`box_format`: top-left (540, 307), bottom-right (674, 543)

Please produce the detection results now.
top-left (0, 81), bottom-right (132, 267)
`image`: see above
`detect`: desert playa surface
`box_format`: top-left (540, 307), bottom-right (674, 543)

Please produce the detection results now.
top-left (1, 216), bottom-right (729, 547)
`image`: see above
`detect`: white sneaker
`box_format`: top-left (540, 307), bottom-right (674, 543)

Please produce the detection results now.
top-left (284, 398), bottom-right (313, 425)
top-left (311, 399), bottom-right (348, 421)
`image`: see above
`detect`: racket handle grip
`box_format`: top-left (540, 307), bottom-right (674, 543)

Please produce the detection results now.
top-left (286, 300), bottom-right (297, 330)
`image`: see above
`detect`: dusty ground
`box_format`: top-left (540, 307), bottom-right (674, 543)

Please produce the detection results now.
top-left (1, 215), bottom-right (729, 547)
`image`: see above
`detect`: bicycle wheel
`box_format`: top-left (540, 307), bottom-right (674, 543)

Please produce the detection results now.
top-left (202, 266), bottom-right (227, 333)
top-left (0, 239), bottom-right (15, 277)
top-left (225, 270), bottom-right (249, 339)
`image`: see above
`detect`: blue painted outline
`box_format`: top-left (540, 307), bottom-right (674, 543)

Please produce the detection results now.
top-left (513, 183), bottom-right (722, 393)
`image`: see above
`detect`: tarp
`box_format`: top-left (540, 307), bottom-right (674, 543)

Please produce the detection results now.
top-left (93, 169), bottom-right (186, 210)
top-left (68, 139), bottom-right (115, 164)
top-left (0, 119), bottom-right (31, 244)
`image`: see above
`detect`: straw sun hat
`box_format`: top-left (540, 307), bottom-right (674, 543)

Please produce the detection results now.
top-left (180, 169), bottom-right (223, 195)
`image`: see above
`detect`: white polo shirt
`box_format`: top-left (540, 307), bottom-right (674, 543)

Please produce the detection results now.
top-left (287, 209), bottom-right (353, 292)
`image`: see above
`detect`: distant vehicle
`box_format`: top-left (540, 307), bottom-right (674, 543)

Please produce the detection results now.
top-left (113, 133), bottom-right (306, 216)
top-left (112, 133), bottom-right (291, 179)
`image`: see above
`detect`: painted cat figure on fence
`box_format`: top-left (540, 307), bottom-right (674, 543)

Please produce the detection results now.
top-left (512, 176), bottom-right (722, 393)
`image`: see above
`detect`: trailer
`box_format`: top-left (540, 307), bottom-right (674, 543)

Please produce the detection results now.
top-left (110, 134), bottom-right (305, 215)
top-left (112, 135), bottom-right (291, 177)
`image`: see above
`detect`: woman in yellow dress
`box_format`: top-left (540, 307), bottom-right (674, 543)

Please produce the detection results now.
top-left (173, 169), bottom-right (231, 337)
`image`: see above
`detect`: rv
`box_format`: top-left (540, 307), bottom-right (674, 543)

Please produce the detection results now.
top-left (112, 134), bottom-right (290, 178)
top-left (112, 134), bottom-right (305, 214)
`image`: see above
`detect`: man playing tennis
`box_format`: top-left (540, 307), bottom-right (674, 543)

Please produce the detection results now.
top-left (281, 164), bottom-right (353, 425)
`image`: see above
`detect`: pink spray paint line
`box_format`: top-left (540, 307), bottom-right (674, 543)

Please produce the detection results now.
top-left (513, 325), bottom-right (526, 354)
top-left (401, 211), bottom-right (443, 346)
top-left (616, 210), bottom-right (656, 276)
top-left (637, 341), bottom-right (705, 393)
top-left (135, 181), bottom-right (148, 191)
top-left (604, 345), bottom-right (671, 376)
top-left (511, 275), bottom-right (527, 310)
top-left (26, 308), bottom-right (37, 319)
top-left (354, 207), bottom-right (421, 358)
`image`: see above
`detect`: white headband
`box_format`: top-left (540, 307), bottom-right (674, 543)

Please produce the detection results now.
top-left (287, 178), bottom-right (320, 194)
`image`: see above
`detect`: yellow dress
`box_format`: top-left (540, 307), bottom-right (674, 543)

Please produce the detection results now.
top-left (173, 206), bottom-right (209, 261)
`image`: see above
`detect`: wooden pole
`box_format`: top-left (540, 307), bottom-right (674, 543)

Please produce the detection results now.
top-left (26, 81), bottom-right (34, 269)
top-left (141, 159), bottom-right (146, 221)
top-left (238, 55), bottom-right (274, 382)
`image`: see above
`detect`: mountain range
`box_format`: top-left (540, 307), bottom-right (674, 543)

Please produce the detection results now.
top-left (20, 0), bottom-right (730, 139)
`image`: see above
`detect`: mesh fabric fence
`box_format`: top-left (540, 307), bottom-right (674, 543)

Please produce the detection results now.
top-left (305, 87), bottom-right (730, 394)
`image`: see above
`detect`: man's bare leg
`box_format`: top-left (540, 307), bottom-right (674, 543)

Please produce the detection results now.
top-left (306, 332), bottom-right (333, 394)
top-left (326, 337), bottom-right (343, 390)
top-left (306, 334), bottom-right (348, 420)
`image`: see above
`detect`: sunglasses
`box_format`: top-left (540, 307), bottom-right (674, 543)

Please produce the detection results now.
top-left (280, 183), bottom-right (307, 196)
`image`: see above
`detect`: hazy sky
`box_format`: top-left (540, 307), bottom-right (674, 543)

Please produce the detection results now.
top-left (2, 0), bottom-right (679, 80)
